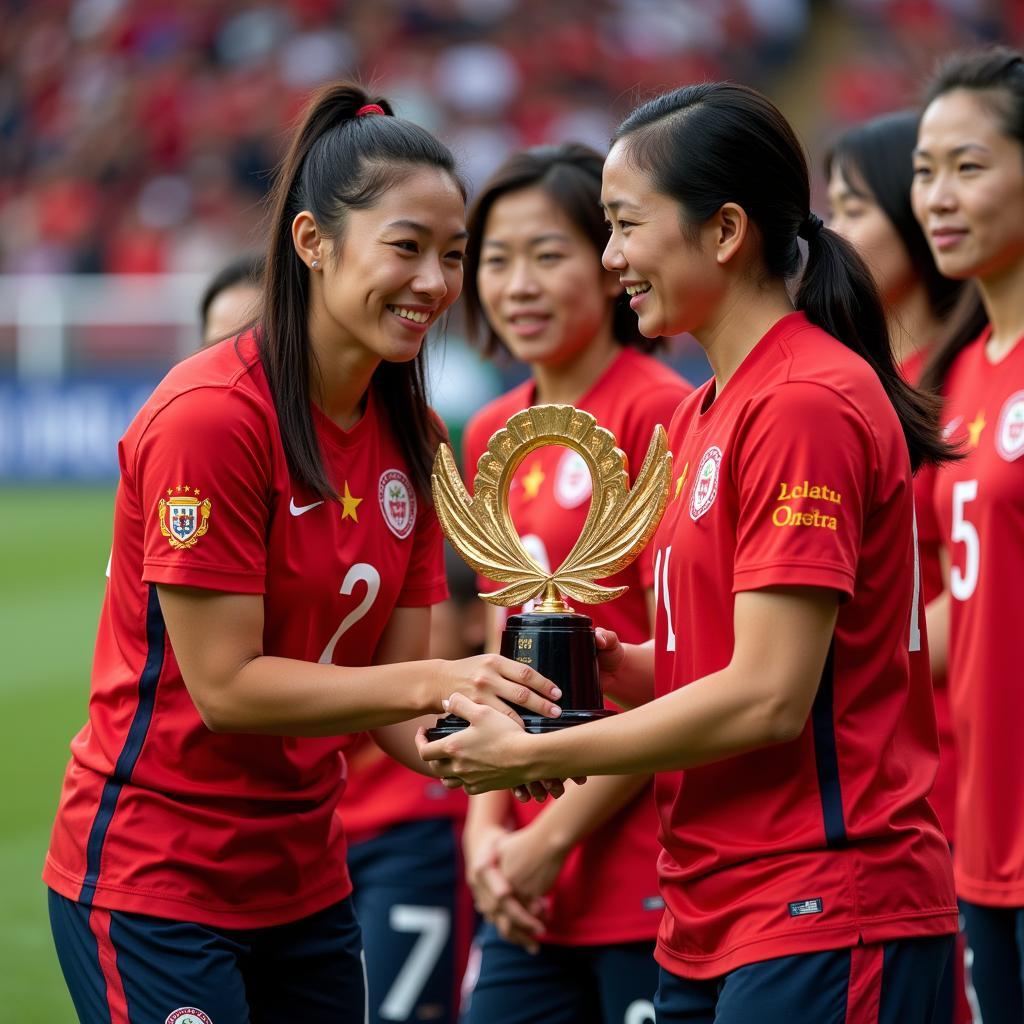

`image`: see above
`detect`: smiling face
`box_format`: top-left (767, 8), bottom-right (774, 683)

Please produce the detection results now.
top-left (600, 141), bottom-right (723, 339)
top-left (827, 163), bottom-right (915, 306)
top-left (476, 186), bottom-right (619, 368)
top-left (309, 166), bottom-right (467, 364)
top-left (912, 88), bottom-right (1024, 283)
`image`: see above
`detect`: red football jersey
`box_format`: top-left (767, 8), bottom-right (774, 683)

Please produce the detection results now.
top-left (901, 349), bottom-right (956, 842)
top-left (934, 328), bottom-right (1024, 907)
top-left (652, 313), bottom-right (956, 980)
top-left (341, 732), bottom-right (466, 842)
top-left (463, 346), bottom-right (692, 945)
top-left (44, 332), bottom-right (448, 929)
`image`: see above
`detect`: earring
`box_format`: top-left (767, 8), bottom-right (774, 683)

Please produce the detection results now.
top-left (311, 259), bottom-right (321, 270)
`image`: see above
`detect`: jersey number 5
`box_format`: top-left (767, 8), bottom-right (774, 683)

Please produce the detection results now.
top-left (318, 563), bottom-right (381, 664)
top-left (950, 480), bottom-right (980, 602)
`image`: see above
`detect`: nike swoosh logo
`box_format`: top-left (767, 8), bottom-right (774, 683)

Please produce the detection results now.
top-left (289, 497), bottom-right (324, 516)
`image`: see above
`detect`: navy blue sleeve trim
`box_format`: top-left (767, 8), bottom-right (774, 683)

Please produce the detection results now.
top-left (79, 585), bottom-right (167, 905)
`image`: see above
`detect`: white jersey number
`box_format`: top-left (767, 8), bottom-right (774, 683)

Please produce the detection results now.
top-left (909, 506), bottom-right (922, 653)
top-left (950, 480), bottom-right (980, 602)
top-left (653, 546), bottom-right (676, 652)
top-left (318, 563), bottom-right (381, 664)
top-left (379, 904), bottom-right (451, 1021)
top-left (624, 1000), bottom-right (656, 1024)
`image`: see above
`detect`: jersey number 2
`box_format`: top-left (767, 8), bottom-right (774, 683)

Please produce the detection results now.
top-left (318, 563), bottom-right (381, 664)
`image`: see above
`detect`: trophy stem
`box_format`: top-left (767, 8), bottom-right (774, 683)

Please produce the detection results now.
top-left (535, 580), bottom-right (571, 614)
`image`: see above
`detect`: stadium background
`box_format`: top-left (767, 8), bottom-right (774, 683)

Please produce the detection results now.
top-left (1, 1), bottom-right (1019, 1019)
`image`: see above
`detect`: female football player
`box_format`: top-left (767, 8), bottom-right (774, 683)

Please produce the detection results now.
top-left (826, 109), bottom-right (970, 1024)
top-left (421, 82), bottom-right (958, 1023)
top-left (44, 82), bottom-right (560, 1024)
top-left (458, 143), bottom-right (692, 1024)
top-left (912, 48), bottom-right (1024, 1024)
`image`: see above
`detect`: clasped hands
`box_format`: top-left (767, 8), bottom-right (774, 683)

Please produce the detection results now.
top-left (464, 822), bottom-right (569, 953)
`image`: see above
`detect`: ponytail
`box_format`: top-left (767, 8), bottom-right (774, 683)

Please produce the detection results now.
top-left (797, 225), bottom-right (951, 470)
top-left (614, 82), bottom-right (955, 471)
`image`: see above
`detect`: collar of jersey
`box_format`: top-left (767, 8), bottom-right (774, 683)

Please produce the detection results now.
top-left (311, 384), bottom-right (375, 452)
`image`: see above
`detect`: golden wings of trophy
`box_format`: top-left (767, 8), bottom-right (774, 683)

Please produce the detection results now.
top-left (426, 404), bottom-right (672, 739)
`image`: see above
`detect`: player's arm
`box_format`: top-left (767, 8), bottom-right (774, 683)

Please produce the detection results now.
top-left (419, 585), bottom-right (837, 789)
top-left (370, 606), bottom-right (447, 775)
top-left (925, 549), bottom-right (951, 679)
top-left (496, 771), bottom-right (650, 907)
top-left (502, 584), bottom-right (656, 885)
top-left (510, 585), bottom-right (656, 873)
top-left (156, 586), bottom-right (562, 737)
top-left (462, 790), bottom-right (548, 950)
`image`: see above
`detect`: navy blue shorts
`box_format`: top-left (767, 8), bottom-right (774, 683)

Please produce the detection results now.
top-left (347, 817), bottom-right (474, 1024)
top-left (960, 899), bottom-right (1024, 1024)
top-left (653, 935), bottom-right (953, 1024)
top-left (462, 922), bottom-right (658, 1024)
top-left (49, 889), bottom-right (366, 1024)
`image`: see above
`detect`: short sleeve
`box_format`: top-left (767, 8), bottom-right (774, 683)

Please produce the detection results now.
top-left (396, 497), bottom-right (448, 606)
top-left (732, 382), bottom-right (872, 599)
top-left (135, 387), bottom-right (272, 593)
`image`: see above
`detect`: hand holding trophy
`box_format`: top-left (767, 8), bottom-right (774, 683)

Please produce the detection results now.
top-left (426, 404), bottom-right (672, 740)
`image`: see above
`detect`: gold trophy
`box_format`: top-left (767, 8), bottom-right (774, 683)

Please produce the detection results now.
top-left (426, 405), bottom-right (672, 739)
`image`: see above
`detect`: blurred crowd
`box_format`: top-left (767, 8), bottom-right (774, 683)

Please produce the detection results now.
top-left (0, 0), bottom-right (1017, 279)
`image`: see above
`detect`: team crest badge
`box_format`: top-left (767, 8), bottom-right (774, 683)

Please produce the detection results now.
top-left (996, 391), bottom-right (1024, 461)
top-left (554, 449), bottom-right (592, 509)
top-left (379, 469), bottom-right (417, 539)
top-left (690, 446), bottom-right (722, 521)
top-left (165, 1009), bottom-right (213, 1024)
top-left (158, 490), bottom-right (211, 549)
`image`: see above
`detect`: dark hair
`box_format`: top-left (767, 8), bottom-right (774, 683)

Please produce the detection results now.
top-left (199, 255), bottom-right (264, 334)
top-left (919, 48), bottom-right (1024, 393)
top-left (259, 81), bottom-right (464, 500)
top-left (614, 82), bottom-right (951, 470)
top-left (825, 111), bottom-right (962, 322)
top-left (463, 142), bottom-right (657, 357)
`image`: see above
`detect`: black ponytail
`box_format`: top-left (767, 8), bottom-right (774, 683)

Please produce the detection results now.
top-left (259, 81), bottom-right (464, 500)
top-left (797, 224), bottom-right (949, 469)
top-left (613, 82), bottom-right (953, 470)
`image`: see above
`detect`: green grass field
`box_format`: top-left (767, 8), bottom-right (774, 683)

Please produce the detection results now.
top-left (1, 486), bottom-right (115, 1022)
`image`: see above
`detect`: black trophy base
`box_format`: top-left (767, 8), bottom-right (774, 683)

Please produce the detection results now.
top-left (426, 707), bottom-right (612, 741)
top-left (425, 609), bottom-right (610, 742)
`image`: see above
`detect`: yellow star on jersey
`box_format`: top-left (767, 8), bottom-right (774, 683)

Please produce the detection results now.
top-left (967, 410), bottom-right (987, 447)
top-left (340, 480), bottom-right (363, 522)
top-left (674, 461), bottom-right (689, 500)
top-left (521, 462), bottom-right (545, 501)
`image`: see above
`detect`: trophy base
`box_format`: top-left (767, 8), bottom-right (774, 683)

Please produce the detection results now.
top-left (425, 708), bottom-right (613, 741)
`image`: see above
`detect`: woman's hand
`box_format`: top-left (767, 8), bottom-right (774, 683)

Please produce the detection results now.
top-left (417, 693), bottom-right (579, 795)
top-left (434, 655), bottom-right (562, 728)
top-left (494, 822), bottom-right (568, 910)
top-left (594, 627), bottom-right (624, 686)
top-left (464, 823), bottom-right (546, 953)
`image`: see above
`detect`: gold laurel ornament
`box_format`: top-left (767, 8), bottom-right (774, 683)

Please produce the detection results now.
top-left (432, 405), bottom-right (673, 613)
